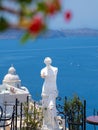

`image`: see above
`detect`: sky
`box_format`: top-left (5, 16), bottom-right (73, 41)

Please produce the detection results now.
top-left (49, 0), bottom-right (98, 30)
top-left (1, 0), bottom-right (98, 30)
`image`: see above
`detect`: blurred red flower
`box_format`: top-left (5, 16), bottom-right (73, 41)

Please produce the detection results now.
top-left (28, 16), bottom-right (44, 35)
top-left (46, 0), bottom-right (61, 15)
top-left (64, 10), bottom-right (72, 22)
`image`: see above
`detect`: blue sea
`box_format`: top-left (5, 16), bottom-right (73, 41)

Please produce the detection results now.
top-left (0, 36), bottom-right (98, 129)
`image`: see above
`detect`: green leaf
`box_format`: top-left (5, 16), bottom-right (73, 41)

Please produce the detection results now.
top-left (0, 17), bottom-right (8, 32)
top-left (21, 32), bottom-right (31, 44)
top-left (18, 0), bottom-right (32, 4)
top-left (37, 2), bottom-right (46, 12)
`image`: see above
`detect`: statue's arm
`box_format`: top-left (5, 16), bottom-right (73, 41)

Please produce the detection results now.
top-left (55, 67), bottom-right (58, 74)
top-left (40, 68), bottom-right (47, 78)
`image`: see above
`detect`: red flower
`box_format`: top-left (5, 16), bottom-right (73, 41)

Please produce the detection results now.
top-left (28, 16), bottom-right (44, 35)
top-left (47, 4), bottom-right (56, 15)
top-left (54, 0), bottom-right (61, 11)
top-left (64, 10), bottom-right (72, 22)
top-left (46, 0), bottom-right (61, 15)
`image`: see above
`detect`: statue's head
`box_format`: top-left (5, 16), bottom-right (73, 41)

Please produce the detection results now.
top-left (44, 57), bottom-right (52, 66)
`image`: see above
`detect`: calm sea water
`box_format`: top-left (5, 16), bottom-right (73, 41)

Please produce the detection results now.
top-left (0, 36), bottom-right (98, 129)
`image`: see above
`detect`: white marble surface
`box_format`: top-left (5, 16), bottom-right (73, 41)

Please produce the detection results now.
top-left (41, 57), bottom-right (60, 130)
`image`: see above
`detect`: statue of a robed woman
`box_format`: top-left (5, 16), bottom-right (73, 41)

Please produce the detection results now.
top-left (41, 57), bottom-right (60, 130)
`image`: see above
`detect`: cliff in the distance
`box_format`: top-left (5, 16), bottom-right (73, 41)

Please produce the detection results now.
top-left (40, 28), bottom-right (98, 38)
top-left (0, 28), bottom-right (98, 39)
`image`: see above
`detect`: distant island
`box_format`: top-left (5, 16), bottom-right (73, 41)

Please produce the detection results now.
top-left (40, 28), bottom-right (98, 38)
top-left (0, 28), bottom-right (98, 39)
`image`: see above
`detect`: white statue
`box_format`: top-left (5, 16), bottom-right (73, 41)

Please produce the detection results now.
top-left (41, 57), bottom-right (60, 130)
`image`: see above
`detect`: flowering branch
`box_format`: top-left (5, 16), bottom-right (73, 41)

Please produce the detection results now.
top-left (0, 0), bottom-right (62, 42)
top-left (0, 0), bottom-right (72, 42)
top-left (0, 6), bottom-right (20, 15)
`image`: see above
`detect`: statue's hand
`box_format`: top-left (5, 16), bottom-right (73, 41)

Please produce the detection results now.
top-left (41, 74), bottom-right (46, 78)
top-left (41, 72), bottom-right (47, 78)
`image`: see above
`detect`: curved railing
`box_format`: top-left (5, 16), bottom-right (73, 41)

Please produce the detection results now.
top-left (0, 105), bottom-right (15, 129)
top-left (56, 96), bottom-right (86, 130)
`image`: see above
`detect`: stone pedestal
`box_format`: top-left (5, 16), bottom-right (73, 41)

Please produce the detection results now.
top-left (41, 125), bottom-right (60, 130)
top-left (41, 125), bottom-right (49, 130)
